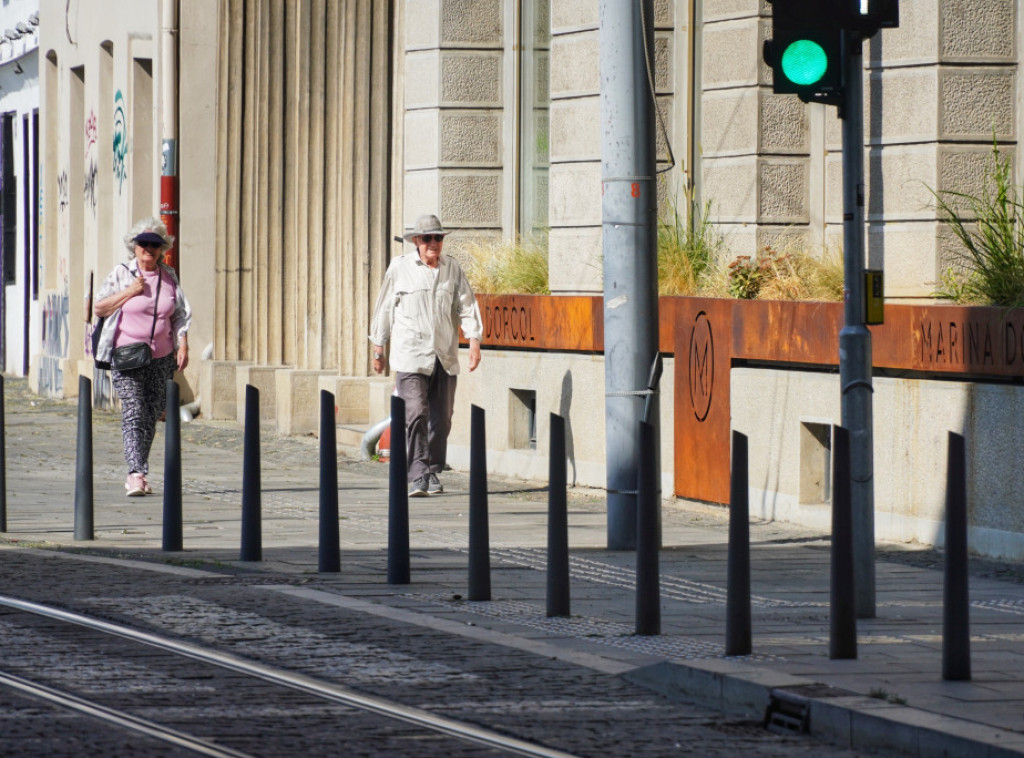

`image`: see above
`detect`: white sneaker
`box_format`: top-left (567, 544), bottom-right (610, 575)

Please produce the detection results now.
top-left (125, 473), bottom-right (146, 497)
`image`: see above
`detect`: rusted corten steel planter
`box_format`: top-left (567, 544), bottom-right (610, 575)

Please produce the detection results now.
top-left (471, 295), bottom-right (1024, 504)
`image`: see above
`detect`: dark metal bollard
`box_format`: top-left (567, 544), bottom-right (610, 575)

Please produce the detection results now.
top-left (318, 390), bottom-right (341, 573)
top-left (726, 430), bottom-right (751, 656)
top-left (547, 413), bottom-right (570, 617)
top-left (162, 379), bottom-right (183, 551)
top-left (830, 425), bottom-right (857, 660)
top-left (468, 405), bottom-right (491, 601)
top-left (0, 375), bottom-right (6, 532)
top-left (943, 431), bottom-right (971, 681)
top-left (387, 395), bottom-right (410, 584)
top-left (241, 384), bottom-right (262, 561)
top-left (635, 420), bottom-right (660, 635)
top-left (74, 375), bottom-right (94, 541)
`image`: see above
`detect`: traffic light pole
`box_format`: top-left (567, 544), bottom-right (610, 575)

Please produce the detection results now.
top-left (839, 30), bottom-right (876, 619)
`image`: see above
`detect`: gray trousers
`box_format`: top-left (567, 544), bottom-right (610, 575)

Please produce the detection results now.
top-left (395, 358), bottom-right (458, 482)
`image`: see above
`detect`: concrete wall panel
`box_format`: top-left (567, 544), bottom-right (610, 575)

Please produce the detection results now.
top-left (440, 52), bottom-right (502, 106)
top-left (702, 89), bottom-right (759, 157)
top-left (440, 0), bottom-right (502, 47)
top-left (703, 0), bottom-right (763, 23)
top-left (702, 156), bottom-right (759, 222)
top-left (939, 67), bottom-right (1015, 141)
top-left (549, 32), bottom-right (599, 98)
top-left (446, 350), bottom-right (676, 496)
top-left (404, 169), bottom-right (442, 224)
top-left (759, 159), bottom-right (808, 223)
top-left (548, 226), bottom-right (602, 294)
top-left (440, 110), bottom-right (503, 165)
top-left (760, 92), bottom-right (808, 154)
top-left (439, 171), bottom-right (503, 228)
top-left (551, 0), bottom-right (598, 33)
top-left (404, 109), bottom-right (439, 168)
top-left (871, 0), bottom-right (939, 66)
top-left (550, 99), bottom-right (600, 162)
top-left (866, 222), bottom-right (943, 299)
top-left (940, 0), bottom-right (1015, 62)
top-left (549, 162), bottom-right (601, 227)
top-left (868, 68), bottom-right (938, 144)
top-left (701, 18), bottom-right (761, 90)
top-left (405, 50), bottom-right (440, 109)
top-left (405, 0), bottom-right (440, 50)
top-left (734, 366), bottom-right (1024, 559)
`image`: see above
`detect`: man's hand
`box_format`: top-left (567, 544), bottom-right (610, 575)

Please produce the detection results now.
top-left (372, 345), bottom-right (386, 375)
top-left (468, 339), bottom-right (481, 372)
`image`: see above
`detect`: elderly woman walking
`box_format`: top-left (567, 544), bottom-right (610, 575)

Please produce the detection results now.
top-left (93, 217), bottom-right (192, 497)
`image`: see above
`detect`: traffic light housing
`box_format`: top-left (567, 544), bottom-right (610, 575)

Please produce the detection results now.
top-left (764, 1), bottom-right (900, 105)
top-left (764, 0), bottom-right (845, 104)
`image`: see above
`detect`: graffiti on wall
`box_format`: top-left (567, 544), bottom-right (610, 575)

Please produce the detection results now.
top-left (39, 288), bottom-right (69, 396)
top-left (93, 364), bottom-right (115, 410)
top-left (57, 170), bottom-right (69, 213)
top-left (112, 90), bottom-right (127, 192)
top-left (84, 110), bottom-right (98, 212)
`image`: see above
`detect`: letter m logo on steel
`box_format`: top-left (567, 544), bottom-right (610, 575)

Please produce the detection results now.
top-left (689, 311), bottom-right (714, 422)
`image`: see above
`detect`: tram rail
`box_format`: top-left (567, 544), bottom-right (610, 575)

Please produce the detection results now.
top-left (0, 594), bottom-right (578, 758)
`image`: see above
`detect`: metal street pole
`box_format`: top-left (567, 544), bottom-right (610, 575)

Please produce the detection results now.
top-left (598, 0), bottom-right (660, 550)
top-left (839, 29), bottom-right (876, 619)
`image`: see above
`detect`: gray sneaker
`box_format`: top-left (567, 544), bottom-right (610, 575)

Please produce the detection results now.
top-left (427, 473), bottom-right (443, 494)
top-left (408, 477), bottom-right (429, 497)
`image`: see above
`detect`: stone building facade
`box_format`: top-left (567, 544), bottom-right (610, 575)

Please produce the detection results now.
top-left (0, 1), bottom-right (39, 381)
top-left (33, 0), bottom-right (1024, 556)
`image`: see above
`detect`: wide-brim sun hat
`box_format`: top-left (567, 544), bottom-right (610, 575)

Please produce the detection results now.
top-left (402, 214), bottom-right (449, 242)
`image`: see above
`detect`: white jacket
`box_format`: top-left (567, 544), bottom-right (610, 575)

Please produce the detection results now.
top-left (369, 252), bottom-right (482, 375)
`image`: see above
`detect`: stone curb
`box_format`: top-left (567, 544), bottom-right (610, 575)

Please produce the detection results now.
top-left (623, 659), bottom-right (1024, 758)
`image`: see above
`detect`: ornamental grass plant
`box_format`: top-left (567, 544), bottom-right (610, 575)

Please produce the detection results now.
top-left (657, 180), bottom-right (720, 296)
top-left (656, 167), bottom-right (841, 301)
top-left (931, 141), bottom-right (1024, 307)
top-left (695, 242), bottom-right (843, 301)
top-left (458, 184), bottom-right (843, 302)
top-left (462, 235), bottom-right (550, 295)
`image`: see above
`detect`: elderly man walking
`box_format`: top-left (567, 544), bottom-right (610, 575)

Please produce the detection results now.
top-left (370, 214), bottom-right (484, 496)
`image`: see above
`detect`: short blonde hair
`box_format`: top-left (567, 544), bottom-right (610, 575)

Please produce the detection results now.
top-left (123, 216), bottom-right (174, 260)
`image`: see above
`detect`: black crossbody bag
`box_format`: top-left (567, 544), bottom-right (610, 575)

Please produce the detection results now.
top-left (111, 268), bottom-right (162, 372)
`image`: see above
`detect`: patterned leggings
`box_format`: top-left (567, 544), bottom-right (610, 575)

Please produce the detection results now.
top-left (111, 353), bottom-right (177, 474)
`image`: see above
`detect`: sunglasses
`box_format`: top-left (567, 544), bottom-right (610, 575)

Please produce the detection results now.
top-left (137, 241), bottom-right (162, 250)
top-left (418, 234), bottom-right (445, 243)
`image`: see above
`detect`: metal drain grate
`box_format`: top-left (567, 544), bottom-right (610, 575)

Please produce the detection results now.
top-left (764, 690), bottom-right (810, 735)
top-left (763, 684), bottom-right (858, 735)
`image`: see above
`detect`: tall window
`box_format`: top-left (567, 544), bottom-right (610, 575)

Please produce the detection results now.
top-left (2, 112), bottom-right (17, 286)
top-left (518, 0), bottom-right (549, 240)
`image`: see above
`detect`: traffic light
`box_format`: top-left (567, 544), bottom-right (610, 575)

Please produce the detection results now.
top-left (763, 1), bottom-right (900, 104)
top-left (764, 0), bottom-right (845, 104)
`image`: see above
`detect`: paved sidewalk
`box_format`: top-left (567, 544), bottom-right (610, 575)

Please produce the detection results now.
top-left (1, 377), bottom-right (1023, 757)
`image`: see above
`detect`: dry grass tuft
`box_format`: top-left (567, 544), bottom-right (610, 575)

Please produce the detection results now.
top-left (462, 236), bottom-right (550, 295)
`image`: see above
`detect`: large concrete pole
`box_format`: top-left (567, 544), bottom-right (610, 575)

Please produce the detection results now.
top-left (599, 0), bottom-right (660, 550)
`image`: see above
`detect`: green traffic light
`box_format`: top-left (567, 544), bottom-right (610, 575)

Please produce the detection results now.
top-left (781, 39), bottom-right (828, 86)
